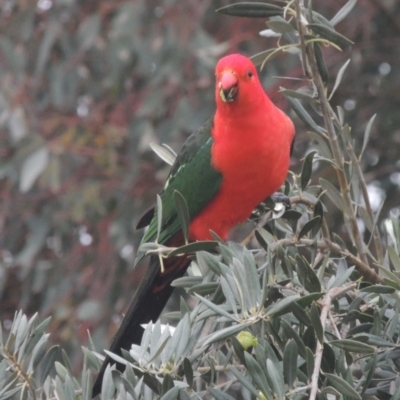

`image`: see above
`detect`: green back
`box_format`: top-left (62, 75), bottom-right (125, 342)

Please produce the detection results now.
top-left (140, 118), bottom-right (222, 248)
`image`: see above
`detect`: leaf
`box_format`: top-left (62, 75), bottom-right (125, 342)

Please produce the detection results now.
top-left (216, 3), bottom-right (283, 18)
top-left (168, 241), bottom-right (219, 257)
top-left (308, 131), bottom-right (333, 160)
top-left (244, 352), bottom-right (273, 400)
top-left (298, 216), bottom-right (321, 240)
top-left (39, 345), bottom-right (59, 385)
top-left (314, 43), bottom-right (329, 86)
top-left (156, 194), bottom-right (162, 243)
top-left (306, 347), bottom-right (315, 378)
top-left (283, 340), bottom-right (298, 389)
top-left (266, 19), bottom-right (296, 34)
top-left (308, 24), bottom-right (354, 48)
top-left (329, 339), bottom-right (375, 353)
top-left (329, 266), bottom-right (355, 289)
top-left (320, 178), bottom-right (345, 211)
top-left (255, 230), bottom-right (269, 252)
top-left (324, 373), bottom-right (361, 399)
top-left (229, 366), bottom-right (259, 397)
top-left (173, 190), bottom-right (190, 243)
top-left (208, 387), bottom-right (236, 400)
top-left (330, 0), bottom-right (357, 26)
top-left (301, 151), bottom-right (317, 191)
top-left (361, 352), bottom-right (377, 395)
top-left (183, 358), bottom-right (193, 387)
top-left (265, 295), bottom-right (300, 318)
top-left (187, 282), bottom-right (219, 296)
top-left (310, 302), bottom-right (324, 343)
top-left (359, 114), bottom-right (376, 160)
top-left (284, 95), bottom-right (325, 134)
top-left (330, 59), bottom-right (351, 99)
top-left (19, 147), bottom-right (50, 193)
top-left (280, 319), bottom-right (307, 359)
top-left (150, 143), bottom-right (176, 166)
top-left (290, 301), bottom-right (311, 326)
top-left (195, 294), bottom-right (238, 322)
top-left (201, 323), bottom-right (251, 347)
top-left (266, 359), bottom-right (284, 400)
top-left (360, 284), bottom-right (396, 294)
top-left (160, 386), bottom-right (181, 400)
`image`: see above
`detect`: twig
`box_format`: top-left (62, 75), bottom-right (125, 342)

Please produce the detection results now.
top-left (309, 284), bottom-right (357, 400)
top-left (269, 238), bottom-right (382, 284)
top-left (294, 0), bottom-right (370, 268)
top-left (343, 137), bottom-right (384, 263)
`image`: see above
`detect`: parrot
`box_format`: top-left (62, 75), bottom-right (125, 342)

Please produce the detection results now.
top-left (92, 53), bottom-right (295, 397)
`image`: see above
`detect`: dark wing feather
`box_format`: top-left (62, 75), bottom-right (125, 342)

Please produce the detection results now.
top-left (137, 118), bottom-right (222, 258)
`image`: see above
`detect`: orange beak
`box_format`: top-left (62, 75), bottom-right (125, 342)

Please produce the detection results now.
top-left (219, 71), bottom-right (238, 102)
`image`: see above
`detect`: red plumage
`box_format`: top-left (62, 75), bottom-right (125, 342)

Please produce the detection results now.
top-left (190, 54), bottom-right (294, 240)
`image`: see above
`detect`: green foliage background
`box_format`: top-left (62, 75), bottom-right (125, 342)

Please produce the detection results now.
top-left (1, 0), bottom-right (400, 399)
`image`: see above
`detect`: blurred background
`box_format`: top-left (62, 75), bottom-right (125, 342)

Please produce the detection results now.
top-left (0, 0), bottom-right (399, 371)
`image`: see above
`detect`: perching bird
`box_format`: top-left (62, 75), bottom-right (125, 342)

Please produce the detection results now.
top-left (92, 53), bottom-right (294, 396)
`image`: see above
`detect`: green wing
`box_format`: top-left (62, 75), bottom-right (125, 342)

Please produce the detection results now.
top-left (138, 118), bottom-right (222, 250)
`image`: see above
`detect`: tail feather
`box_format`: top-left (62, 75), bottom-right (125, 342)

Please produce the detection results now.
top-left (92, 237), bottom-right (189, 397)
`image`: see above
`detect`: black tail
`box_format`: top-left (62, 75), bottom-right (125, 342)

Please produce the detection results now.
top-left (92, 251), bottom-right (190, 397)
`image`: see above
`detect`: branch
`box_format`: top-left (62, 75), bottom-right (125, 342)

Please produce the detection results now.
top-left (309, 284), bottom-right (357, 400)
top-left (294, 0), bottom-right (369, 267)
top-left (270, 238), bottom-right (383, 284)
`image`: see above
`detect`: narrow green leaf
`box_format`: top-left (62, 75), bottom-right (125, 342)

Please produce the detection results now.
top-left (168, 241), bottom-right (219, 257)
top-left (156, 194), bottom-right (162, 243)
top-left (39, 345), bottom-right (59, 385)
top-left (255, 229), bottom-right (268, 252)
top-left (195, 294), bottom-right (237, 322)
top-left (360, 284), bottom-right (396, 294)
top-left (183, 357), bottom-right (193, 387)
top-left (229, 366), bottom-right (259, 397)
top-left (314, 43), bottom-right (329, 85)
top-left (325, 373), bottom-right (361, 399)
top-left (296, 293), bottom-right (324, 308)
top-left (265, 295), bottom-right (300, 317)
top-left (280, 319), bottom-right (307, 358)
top-left (160, 386), bottom-right (181, 400)
top-left (173, 190), bottom-right (190, 243)
top-left (361, 352), bottom-right (377, 395)
top-left (187, 282), bottom-right (219, 296)
top-left (320, 178), bottom-right (345, 211)
top-left (310, 302), bottom-right (324, 343)
top-left (298, 216), bottom-right (321, 240)
top-left (301, 151), bottom-right (317, 191)
top-left (329, 339), bottom-right (375, 353)
top-left (267, 19), bottom-right (296, 34)
top-left (101, 364), bottom-right (115, 400)
top-left (330, 0), bottom-right (357, 26)
top-left (387, 246), bottom-right (400, 272)
top-left (244, 352), bottom-right (273, 400)
top-left (284, 95), bottom-right (325, 134)
top-left (308, 24), bottom-right (354, 48)
top-left (283, 340), bottom-right (298, 389)
top-left (306, 347), bottom-right (315, 378)
top-left (266, 359), bottom-right (284, 400)
top-left (290, 301), bottom-right (311, 326)
top-left (330, 59), bottom-right (351, 99)
top-left (208, 387), bottom-right (236, 400)
top-left (201, 323), bottom-right (251, 347)
top-left (216, 2), bottom-right (283, 18)
top-left (308, 131), bottom-right (333, 160)
top-left (231, 336), bottom-right (246, 365)
top-left (149, 143), bottom-right (176, 166)
top-left (171, 276), bottom-right (203, 288)
top-left (329, 266), bottom-right (355, 289)
top-left (359, 114), bottom-right (376, 160)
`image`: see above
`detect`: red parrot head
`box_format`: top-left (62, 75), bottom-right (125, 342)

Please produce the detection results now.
top-left (215, 54), bottom-right (265, 109)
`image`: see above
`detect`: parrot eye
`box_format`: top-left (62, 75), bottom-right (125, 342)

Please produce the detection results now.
top-left (247, 70), bottom-right (253, 78)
